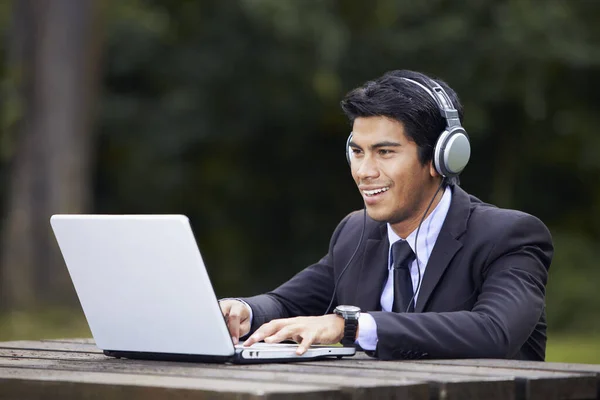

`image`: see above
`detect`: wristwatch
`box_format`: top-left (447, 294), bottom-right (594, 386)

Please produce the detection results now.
top-left (334, 305), bottom-right (361, 347)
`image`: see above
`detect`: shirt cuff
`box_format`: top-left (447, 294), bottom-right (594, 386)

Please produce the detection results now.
top-left (356, 312), bottom-right (378, 350)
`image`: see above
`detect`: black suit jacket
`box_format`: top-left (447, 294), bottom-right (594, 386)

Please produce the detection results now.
top-left (242, 185), bottom-right (553, 360)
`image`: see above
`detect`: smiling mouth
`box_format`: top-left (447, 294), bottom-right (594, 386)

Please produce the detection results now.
top-left (362, 187), bottom-right (390, 197)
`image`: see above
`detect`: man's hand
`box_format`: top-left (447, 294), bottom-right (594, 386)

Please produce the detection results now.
top-left (243, 315), bottom-right (345, 355)
top-left (219, 299), bottom-right (251, 345)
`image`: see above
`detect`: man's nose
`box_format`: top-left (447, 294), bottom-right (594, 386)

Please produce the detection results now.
top-left (355, 154), bottom-right (380, 180)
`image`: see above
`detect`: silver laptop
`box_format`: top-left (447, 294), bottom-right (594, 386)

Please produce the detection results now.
top-left (50, 214), bottom-right (355, 363)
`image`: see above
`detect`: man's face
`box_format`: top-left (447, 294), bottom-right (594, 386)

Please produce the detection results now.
top-left (349, 116), bottom-right (438, 226)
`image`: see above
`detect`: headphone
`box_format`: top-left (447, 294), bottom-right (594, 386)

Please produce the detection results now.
top-left (345, 77), bottom-right (471, 178)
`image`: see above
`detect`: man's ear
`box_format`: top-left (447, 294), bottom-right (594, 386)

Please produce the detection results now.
top-left (429, 161), bottom-right (440, 178)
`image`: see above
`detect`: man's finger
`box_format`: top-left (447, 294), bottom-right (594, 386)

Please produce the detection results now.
top-left (244, 319), bottom-right (283, 346)
top-left (263, 325), bottom-right (295, 344)
top-left (243, 325), bottom-right (273, 346)
top-left (227, 309), bottom-right (242, 344)
top-left (220, 301), bottom-right (249, 344)
top-left (297, 333), bottom-right (316, 355)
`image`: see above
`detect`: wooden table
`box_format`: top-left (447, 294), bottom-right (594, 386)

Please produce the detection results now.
top-left (0, 339), bottom-right (598, 399)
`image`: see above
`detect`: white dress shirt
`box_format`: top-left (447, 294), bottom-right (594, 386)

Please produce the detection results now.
top-left (356, 186), bottom-right (452, 350)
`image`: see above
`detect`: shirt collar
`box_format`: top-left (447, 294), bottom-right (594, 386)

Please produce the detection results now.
top-left (387, 186), bottom-right (452, 268)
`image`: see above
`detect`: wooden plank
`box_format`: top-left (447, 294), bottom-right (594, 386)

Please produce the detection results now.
top-left (0, 353), bottom-right (429, 400)
top-left (43, 338), bottom-right (95, 344)
top-left (0, 340), bottom-right (101, 353)
top-left (419, 359), bottom-right (600, 400)
top-left (237, 362), bottom-right (516, 400)
top-left (418, 358), bottom-right (600, 374)
top-left (0, 367), bottom-right (343, 400)
top-left (303, 358), bottom-right (597, 400)
top-left (0, 348), bottom-right (105, 361)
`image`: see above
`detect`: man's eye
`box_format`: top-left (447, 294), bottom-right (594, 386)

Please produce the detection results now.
top-left (351, 148), bottom-right (362, 155)
top-left (379, 149), bottom-right (394, 155)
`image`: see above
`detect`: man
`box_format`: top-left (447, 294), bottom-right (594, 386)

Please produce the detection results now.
top-left (219, 69), bottom-right (553, 360)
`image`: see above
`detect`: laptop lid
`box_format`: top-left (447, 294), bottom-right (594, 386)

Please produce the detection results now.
top-left (50, 214), bottom-right (235, 357)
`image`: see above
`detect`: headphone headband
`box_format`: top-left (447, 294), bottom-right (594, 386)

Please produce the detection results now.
top-left (400, 78), bottom-right (461, 128)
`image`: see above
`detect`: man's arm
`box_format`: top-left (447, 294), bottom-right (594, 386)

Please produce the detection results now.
top-left (240, 212), bottom-right (356, 335)
top-left (370, 214), bottom-right (553, 360)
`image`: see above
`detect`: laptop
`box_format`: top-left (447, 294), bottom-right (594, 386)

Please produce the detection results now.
top-left (50, 214), bottom-right (355, 363)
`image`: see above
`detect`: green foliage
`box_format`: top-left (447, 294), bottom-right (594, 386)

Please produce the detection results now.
top-left (1, 0), bottom-right (599, 334)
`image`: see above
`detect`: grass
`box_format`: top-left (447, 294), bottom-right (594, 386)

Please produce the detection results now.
top-left (546, 334), bottom-right (600, 364)
top-left (0, 308), bottom-right (91, 342)
top-left (1, 309), bottom-right (599, 364)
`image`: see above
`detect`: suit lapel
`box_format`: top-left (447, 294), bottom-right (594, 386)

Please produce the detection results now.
top-left (414, 231), bottom-right (462, 312)
top-left (414, 185), bottom-right (471, 313)
top-left (355, 226), bottom-right (389, 312)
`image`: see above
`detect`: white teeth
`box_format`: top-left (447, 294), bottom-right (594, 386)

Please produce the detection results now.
top-left (363, 187), bottom-right (390, 196)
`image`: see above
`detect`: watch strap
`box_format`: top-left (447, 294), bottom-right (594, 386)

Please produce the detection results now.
top-left (341, 317), bottom-right (358, 346)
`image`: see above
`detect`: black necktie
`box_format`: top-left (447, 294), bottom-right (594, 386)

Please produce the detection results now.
top-left (391, 240), bottom-right (415, 313)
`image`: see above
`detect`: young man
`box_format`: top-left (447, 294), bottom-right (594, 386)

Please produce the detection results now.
top-left (219, 70), bottom-right (553, 360)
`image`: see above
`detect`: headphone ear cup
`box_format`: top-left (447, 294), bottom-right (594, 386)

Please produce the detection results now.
top-left (433, 128), bottom-right (471, 177)
top-left (345, 133), bottom-right (353, 166)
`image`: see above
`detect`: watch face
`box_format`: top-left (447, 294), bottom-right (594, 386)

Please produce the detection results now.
top-left (336, 305), bottom-right (361, 313)
top-left (335, 305), bottom-right (361, 320)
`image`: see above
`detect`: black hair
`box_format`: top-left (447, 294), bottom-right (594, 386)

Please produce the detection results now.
top-left (340, 70), bottom-right (464, 185)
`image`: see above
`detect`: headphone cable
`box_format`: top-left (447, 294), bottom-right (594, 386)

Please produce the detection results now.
top-left (405, 178), bottom-right (446, 312)
top-left (323, 207), bottom-right (367, 315)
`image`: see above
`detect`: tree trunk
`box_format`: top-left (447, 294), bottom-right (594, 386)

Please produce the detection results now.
top-left (0, 0), bottom-right (103, 310)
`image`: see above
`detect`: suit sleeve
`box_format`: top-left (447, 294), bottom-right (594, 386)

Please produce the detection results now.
top-left (241, 213), bottom-right (353, 335)
top-left (370, 214), bottom-right (553, 360)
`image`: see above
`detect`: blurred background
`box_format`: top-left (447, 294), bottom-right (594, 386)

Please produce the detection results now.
top-left (0, 0), bottom-right (599, 363)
